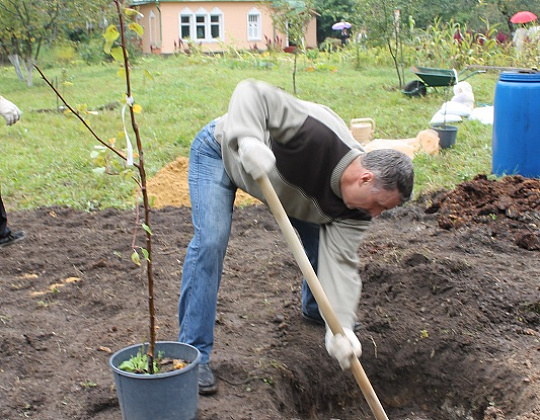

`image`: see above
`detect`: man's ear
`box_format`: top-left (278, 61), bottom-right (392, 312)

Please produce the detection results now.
top-left (360, 170), bottom-right (374, 184)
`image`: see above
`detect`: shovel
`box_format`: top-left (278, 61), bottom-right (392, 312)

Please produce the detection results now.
top-left (256, 174), bottom-right (389, 420)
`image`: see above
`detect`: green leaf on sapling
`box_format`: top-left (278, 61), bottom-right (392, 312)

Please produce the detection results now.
top-left (124, 8), bottom-right (144, 18)
top-left (131, 250), bottom-right (141, 266)
top-left (111, 46), bottom-right (125, 62)
top-left (129, 22), bottom-right (144, 37)
top-left (142, 223), bottom-right (152, 235)
top-left (103, 25), bottom-right (120, 43)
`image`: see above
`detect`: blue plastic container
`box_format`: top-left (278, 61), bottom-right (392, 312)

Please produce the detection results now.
top-left (110, 341), bottom-right (200, 420)
top-left (492, 71), bottom-right (540, 177)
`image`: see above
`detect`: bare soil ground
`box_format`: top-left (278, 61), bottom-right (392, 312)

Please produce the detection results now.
top-left (1, 174), bottom-right (539, 420)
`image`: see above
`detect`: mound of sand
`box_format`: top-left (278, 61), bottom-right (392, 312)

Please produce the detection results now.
top-left (147, 156), bottom-right (261, 208)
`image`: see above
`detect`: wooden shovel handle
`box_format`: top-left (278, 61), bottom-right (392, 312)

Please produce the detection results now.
top-left (256, 174), bottom-right (389, 420)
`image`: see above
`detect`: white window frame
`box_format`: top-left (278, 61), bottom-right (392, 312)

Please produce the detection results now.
top-left (195, 9), bottom-right (207, 41)
top-left (179, 7), bottom-right (223, 43)
top-left (179, 8), bottom-right (193, 40)
top-left (209, 8), bottom-right (224, 41)
top-left (247, 8), bottom-right (262, 41)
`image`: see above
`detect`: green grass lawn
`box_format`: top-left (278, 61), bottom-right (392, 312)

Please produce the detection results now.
top-left (0, 53), bottom-right (498, 210)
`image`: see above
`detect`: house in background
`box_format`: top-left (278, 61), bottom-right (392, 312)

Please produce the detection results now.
top-left (128, 0), bottom-right (317, 54)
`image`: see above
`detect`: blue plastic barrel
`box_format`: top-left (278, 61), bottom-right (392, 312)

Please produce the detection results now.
top-left (492, 71), bottom-right (540, 177)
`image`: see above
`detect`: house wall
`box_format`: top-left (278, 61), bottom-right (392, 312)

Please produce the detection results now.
top-left (134, 2), bottom-right (317, 54)
top-left (135, 4), bottom-right (161, 53)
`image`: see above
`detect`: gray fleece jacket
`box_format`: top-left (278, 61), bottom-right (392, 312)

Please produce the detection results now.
top-left (214, 79), bottom-right (371, 330)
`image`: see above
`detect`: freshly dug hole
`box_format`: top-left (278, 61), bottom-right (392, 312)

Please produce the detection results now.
top-left (250, 243), bottom-right (537, 420)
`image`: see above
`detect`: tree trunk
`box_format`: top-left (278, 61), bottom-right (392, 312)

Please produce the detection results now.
top-left (24, 56), bottom-right (34, 87)
top-left (293, 52), bottom-right (297, 95)
top-left (8, 55), bottom-right (25, 81)
top-left (386, 38), bottom-right (402, 88)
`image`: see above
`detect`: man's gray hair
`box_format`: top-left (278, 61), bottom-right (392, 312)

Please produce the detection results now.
top-left (360, 149), bottom-right (414, 202)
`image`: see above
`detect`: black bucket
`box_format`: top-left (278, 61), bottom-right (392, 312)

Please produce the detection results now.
top-left (432, 126), bottom-right (458, 149)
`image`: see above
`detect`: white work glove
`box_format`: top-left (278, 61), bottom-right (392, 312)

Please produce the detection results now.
top-left (0, 96), bottom-right (21, 126)
top-left (325, 328), bottom-right (362, 370)
top-left (238, 137), bottom-right (276, 180)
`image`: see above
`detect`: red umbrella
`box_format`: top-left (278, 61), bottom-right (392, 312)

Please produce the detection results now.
top-left (510, 11), bottom-right (537, 24)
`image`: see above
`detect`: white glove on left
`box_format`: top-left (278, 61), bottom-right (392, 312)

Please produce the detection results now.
top-left (238, 137), bottom-right (276, 180)
top-left (0, 96), bottom-right (21, 126)
top-left (325, 328), bottom-right (362, 370)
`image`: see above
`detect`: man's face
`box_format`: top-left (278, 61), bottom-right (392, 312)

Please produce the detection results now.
top-left (342, 172), bottom-right (402, 217)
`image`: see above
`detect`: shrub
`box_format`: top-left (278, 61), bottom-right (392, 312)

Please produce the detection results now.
top-left (403, 18), bottom-right (511, 69)
top-left (78, 36), bottom-right (109, 64)
top-left (53, 42), bottom-right (78, 65)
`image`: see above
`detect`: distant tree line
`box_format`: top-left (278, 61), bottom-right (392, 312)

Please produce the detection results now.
top-left (0, 0), bottom-right (113, 85)
top-left (314, 0), bottom-right (540, 43)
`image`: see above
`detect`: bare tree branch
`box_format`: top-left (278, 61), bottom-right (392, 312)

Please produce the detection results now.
top-left (33, 64), bottom-right (139, 169)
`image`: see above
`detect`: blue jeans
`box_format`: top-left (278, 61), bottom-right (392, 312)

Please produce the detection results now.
top-left (290, 218), bottom-right (321, 321)
top-left (178, 120), bottom-right (320, 364)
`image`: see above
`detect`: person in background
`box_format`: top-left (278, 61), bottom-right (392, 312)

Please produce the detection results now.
top-left (178, 79), bottom-right (414, 395)
top-left (0, 95), bottom-right (25, 247)
top-left (340, 28), bottom-right (350, 45)
top-left (512, 26), bottom-right (529, 51)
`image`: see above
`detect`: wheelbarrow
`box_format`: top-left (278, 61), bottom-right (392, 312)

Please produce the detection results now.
top-left (402, 65), bottom-right (485, 97)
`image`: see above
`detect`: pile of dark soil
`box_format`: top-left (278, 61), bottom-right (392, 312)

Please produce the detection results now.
top-left (425, 174), bottom-right (540, 250)
top-left (1, 174), bottom-right (538, 419)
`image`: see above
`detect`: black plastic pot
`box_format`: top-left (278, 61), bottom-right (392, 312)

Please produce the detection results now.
top-left (110, 341), bottom-right (200, 420)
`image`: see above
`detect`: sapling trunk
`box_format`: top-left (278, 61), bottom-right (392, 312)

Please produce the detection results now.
top-left (113, 0), bottom-right (156, 375)
top-left (36, 0), bottom-right (158, 375)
